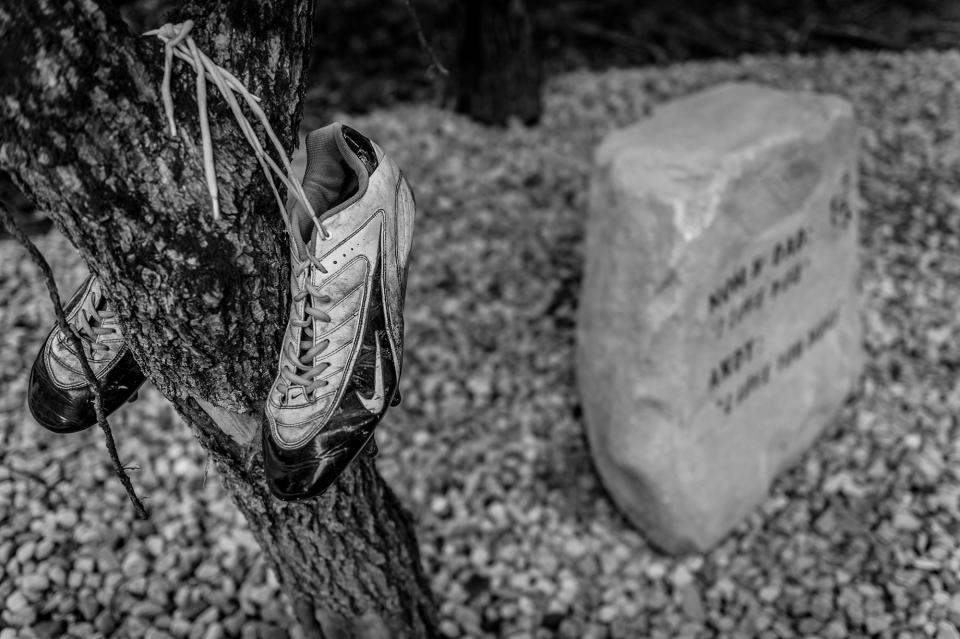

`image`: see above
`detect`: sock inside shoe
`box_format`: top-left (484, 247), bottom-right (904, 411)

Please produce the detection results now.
top-left (295, 124), bottom-right (374, 246)
top-left (298, 127), bottom-right (349, 239)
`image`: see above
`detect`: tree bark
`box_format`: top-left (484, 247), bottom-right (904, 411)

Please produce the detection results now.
top-left (0, 2), bottom-right (438, 637)
top-left (455, 0), bottom-right (543, 125)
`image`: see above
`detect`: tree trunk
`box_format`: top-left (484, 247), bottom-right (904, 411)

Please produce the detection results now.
top-left (455, 0), bottom-right (543, 125)
top-left (0, 2), bottom-right (438, 637)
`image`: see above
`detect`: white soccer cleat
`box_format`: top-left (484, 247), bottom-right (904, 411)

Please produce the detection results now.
top-left (263, 123), bottom-right (415, 500)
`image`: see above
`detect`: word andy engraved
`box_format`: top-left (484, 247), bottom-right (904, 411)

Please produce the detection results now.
top-left (709, 337), bottom-right (761, 391)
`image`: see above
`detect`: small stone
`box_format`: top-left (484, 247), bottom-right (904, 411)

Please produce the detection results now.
top-left (679, 584), bottom-right (705, 621)
top-left (202, 623), bottom-right (225, 639)
top-left (147, 579), bottom-right (172, 606)
top-left (67, 623), bottom-right (96, 637)
top-left (950, 593), bottom-right (960, 616)
top-left (145, 535), bottom-right (165, 557)
top-left (759, 585), bottom-right (780, 603)
top-left (671, 566), bottom-right (693, 590)
top-left (78, 556), bottom-right (99, 575)
top-left (5, 590), bottom-right (29, 614)
top-left (126, 576), bottom-right (149, 596)
top-left (34, 539), bottom-right (54, 561)
top-left (133, 519), bottom-right (158, 537)
top-left (597, 605), bottom-right (618, 623)
top-left (128, 616), bottom-right (153, 638)
top-left (798, 618), bottom-right (822, 635)
top-left (95, 611), bottom-right (118, 636)
top-left (96, 551), bottom-right (121, 573)
top-left (4, 597), bottom-right (37, 628)
top-left (196, 606), bottom-right (220, 627)
top-left (645, 562), bottom-right (666, 580)
top-left (439, 620), bottom-right (460, 637)
top-left (15, 541), bottom-right (36, 564)
top-left (67, 570), bottom-right (84, 589)
top-left (131, 601), bottom-right (166, 618)
top-left (196, 562), bottom-right (221, 582)
top-left (430, 496), bottom-right (451, 516)
top-left (74, 526), bottom-right (101, 544)
top-left (169, 618), bottom-right (192, 637)
top-left (938, 622), bottom-right (960, 639)
top-left (78, 591), bottom-right (100, 620)
top-left (20, 573), bottom-right (49, 599)
top-left (223, 612), bottom-right (245, 636)
top-left (866, 614), bottom-right (893, 635)
top-left (259, 624), bottom-right (288, 639)
top-left (811, 592), bottom-right (834, 619)
top-left (33, 619), bottom-right (66, 639)
top-left (452, 605), bottom-right (481, 633)
top-left (893, 510), bottom-right (922, 531)
top-left (122, 552), bottom-right (149, 576)
top-left (564, 538), bottom-right (587, 558)
top-left (56, 594), bottom-right (77, 615)
top-left (55, 509), bottom-right (79, 528)
top-left (47, 565), bottom-right (66, 586)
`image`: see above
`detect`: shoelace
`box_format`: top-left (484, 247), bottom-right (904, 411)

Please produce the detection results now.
top-left (69, 287), bottom-right (119, 358)
top-left (143, 21), bottom-right (330, 240)
top-left (144, 22), bottom-right (352, 401)
top-left (276, 254), bottom-right (334, 400)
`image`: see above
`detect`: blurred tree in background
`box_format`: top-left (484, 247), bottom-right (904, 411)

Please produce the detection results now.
top-left (454, 0), bottom-right (542, 125)
top-left (5, 0), bottom-right (957, 234)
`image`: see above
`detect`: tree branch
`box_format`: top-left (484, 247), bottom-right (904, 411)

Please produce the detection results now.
top-left (403, 0), bottom-right (450, 77)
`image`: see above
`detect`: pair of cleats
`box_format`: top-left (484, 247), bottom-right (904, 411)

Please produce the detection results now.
top-left (27, 124), bottom-right (415, 501)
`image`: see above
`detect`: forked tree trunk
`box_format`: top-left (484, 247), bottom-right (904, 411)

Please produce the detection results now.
top-left (0, 2), bottom-right (438, 637)
top-left (455, 0), bottom-right (542, 125)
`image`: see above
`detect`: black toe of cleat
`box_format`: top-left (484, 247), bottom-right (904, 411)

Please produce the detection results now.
top-left (28, 356), bottom-right (96, 434)
top-left (263, 422), bottom-right (377, 501)
top-left (28, 348), bottom-right (146, 434)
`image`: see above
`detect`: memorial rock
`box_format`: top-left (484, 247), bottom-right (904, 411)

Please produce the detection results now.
top-left (577, 82), bottom-right (863, 553)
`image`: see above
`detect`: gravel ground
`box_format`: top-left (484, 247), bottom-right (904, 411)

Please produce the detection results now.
top-left (3, 49), bottom-right (960, 638)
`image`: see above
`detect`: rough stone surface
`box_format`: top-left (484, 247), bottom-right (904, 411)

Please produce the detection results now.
top-left (578, 82), bottom-right (863, 552)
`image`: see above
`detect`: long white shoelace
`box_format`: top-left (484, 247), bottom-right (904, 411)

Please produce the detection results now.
top-left (143, 21), bottom-right (329, 239)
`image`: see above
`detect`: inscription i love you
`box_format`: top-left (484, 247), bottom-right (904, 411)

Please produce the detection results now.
top-left (703, 203), bottom-right (852, 417)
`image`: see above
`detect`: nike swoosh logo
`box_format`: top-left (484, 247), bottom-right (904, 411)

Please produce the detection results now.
top-left (356, 331), bottom-right (385, 414)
